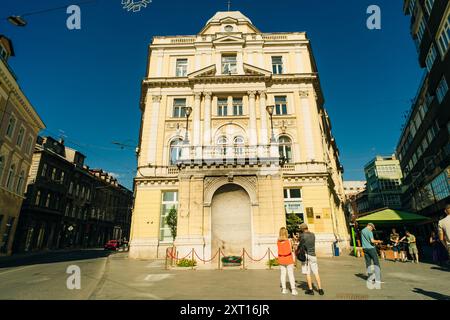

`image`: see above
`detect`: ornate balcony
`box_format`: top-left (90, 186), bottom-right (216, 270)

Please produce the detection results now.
top-left (176, 144), bottom-right (281, 167)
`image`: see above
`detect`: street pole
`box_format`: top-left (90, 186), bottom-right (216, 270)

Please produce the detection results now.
top-left (351, 226), bottom-right (357, 257)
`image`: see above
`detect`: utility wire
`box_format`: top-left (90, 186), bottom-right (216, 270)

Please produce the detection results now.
top-left (3, 0), bottom-right (100, 19)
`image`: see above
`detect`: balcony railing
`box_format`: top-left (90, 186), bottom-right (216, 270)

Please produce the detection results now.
top-left (176, 144), bottom-right (280, 166)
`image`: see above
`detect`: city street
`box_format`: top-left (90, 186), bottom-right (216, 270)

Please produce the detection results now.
top-left (1, 249), bottom-right (449, 300)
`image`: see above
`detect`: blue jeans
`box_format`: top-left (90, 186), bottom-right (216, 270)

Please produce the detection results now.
top-left (363, 248), bottom-right (381, 279)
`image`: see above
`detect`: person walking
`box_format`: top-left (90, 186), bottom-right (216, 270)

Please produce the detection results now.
top-left (400, 231), bottom-right (419, 263)
top-left (361, 223), bottom-right (383, 283)
top-left (390, 228), bottom-right (401, 262)
top-left (438, 204), bottom-right (450, 264)
top-left (430, 231), bottom-right (448, 266)
top-left (277, 227), bottom-right (298, 296)
top-left (299, 223), bottom-right (324, 296)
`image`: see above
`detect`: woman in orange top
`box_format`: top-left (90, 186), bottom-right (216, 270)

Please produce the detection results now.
top-left (277, 227), bottom-right (298, 295)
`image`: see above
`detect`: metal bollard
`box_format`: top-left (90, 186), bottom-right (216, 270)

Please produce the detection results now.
top-left (268, 248), bottom-right (271, 270)
top-left (242, 248), bottom-right (245, 270)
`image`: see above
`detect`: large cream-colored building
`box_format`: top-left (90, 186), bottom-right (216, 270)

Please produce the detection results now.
top-left (0, 35), bottom-right (45, 255)
top-left (130, 11), bottom-right (349, 263)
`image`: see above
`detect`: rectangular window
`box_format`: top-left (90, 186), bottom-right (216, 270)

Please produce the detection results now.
top-left (217, 98), bottom-right (228, 116)
top-left (425, 0), bottom-right (435, 16)
top-left (16, 127), bottom-right (25, 147)
top-left (172, 98), bottom-right (186, 118)
top-left (425, 44), bottom-right (437, 71)
top-left (232, 98), bottom-right (243, 116)
top-left (175, 58), bottom-right (188, 77)
top-left (417, 18), bottom-right (426, 43)
top-left (160, 191), bottom-right (178, 242)
top-left (408, 0), bottom-right (416, 14)
top-left (274, 96), bottom-right (288, 115)
top-left (25, 136), bottom-right (34, 155)
top-left (431, 172), bottom-right (450, 202)
top-left (221, 54), bottom-right (237, 74)
top-left (6, 116), bottom-right (16, 138)
top-left (437, 14), bottom-right (450, 56)
top-left (436, 76), bottom-right (448, 103)
top-left (284, 188), bottom-right (304, 223)
top-left (272, 56), bottom-right (283, 74)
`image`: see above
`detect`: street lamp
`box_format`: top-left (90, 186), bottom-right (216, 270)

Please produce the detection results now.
top-left (183, 106), bottom-right (193, 143)
top-left (266, 105), bottom-right (276, 143)
top-left (7, 16), bottom-right (27, 27)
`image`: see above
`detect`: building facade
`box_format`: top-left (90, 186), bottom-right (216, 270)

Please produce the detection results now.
top-left (13, 136), bottom-right (133, 253)
top-left (364, 155), bottom-right (404, 211)
top-left (343, 180), bottom-right (367, 220)
top-left (0, 35), bottom-right (45, 256)
top-left (130, 11), bottom-right (349, 262)
top-left (398, 1), bottom-right (450, 228)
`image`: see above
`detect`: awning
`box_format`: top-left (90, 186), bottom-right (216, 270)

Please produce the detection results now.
top-left (356, 208), bottom-right (430, 226)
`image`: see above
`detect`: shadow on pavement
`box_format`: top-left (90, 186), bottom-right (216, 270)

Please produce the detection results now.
top-left (295, 280), bottom-right (309, 290)
top-left (354, 273), bottom-right (368, 281)
top-left (430, 266), bottom-right (450, 272)
top-left (0, 249), bottom-right (113, 269)
top-left (412, 288), bottom-right (450, 300)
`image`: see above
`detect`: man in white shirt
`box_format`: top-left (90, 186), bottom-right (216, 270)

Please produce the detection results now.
top-left (438, 204), bottom-right (450, 263)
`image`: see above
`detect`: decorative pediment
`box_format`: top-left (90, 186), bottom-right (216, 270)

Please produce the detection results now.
top-left (243, 63), bottom-right (272, 77)
top-left (212, 35), bottom-right (245, 46)
top-left (219, 17), bottom-right (239, 24)
top-left (188, 64), bottom-right (216, 79)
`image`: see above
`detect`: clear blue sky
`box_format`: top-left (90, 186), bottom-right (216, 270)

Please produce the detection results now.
top-left (0, 0), bottom-right (423, 189)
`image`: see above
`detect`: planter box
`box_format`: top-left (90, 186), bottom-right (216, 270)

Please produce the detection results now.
top-left (222, 262), bottom-right (242, 267)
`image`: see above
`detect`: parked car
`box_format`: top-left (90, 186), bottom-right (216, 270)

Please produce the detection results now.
top-left (104, 240), bottom-right (119, 251)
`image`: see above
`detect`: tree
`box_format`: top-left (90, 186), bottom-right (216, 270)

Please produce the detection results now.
top-left (165, 206), bottom-right (178, 241)
top-left (286, 211), bottom-right (303, 236)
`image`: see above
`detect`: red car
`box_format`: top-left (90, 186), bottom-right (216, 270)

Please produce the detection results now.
top-left (104, 240), bottom-right (119, 251)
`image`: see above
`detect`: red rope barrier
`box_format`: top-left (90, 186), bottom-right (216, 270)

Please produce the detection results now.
top-left (243, 248), bottom-right (269, 262)
top-left (194, 249), bottom-right (220, 263)
top-left (166, 248), bottom-right (193, 261)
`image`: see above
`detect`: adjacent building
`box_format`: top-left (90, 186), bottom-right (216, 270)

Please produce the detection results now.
top-left (130, 11), bottom-right (349, 263)
top-left (398, 1), bottom-right (450, 228)
top-left (364, 155), bottom-right (404, 211)
top-left (343, 180), bottom-right (367, 220)
top-left (0, 35), bottom-right (45, 256)
top-left (13, 136), bottom-right (133, 253)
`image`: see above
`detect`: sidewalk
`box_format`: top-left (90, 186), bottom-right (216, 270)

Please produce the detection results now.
top-left (91, 253), bottom-right (450, 300)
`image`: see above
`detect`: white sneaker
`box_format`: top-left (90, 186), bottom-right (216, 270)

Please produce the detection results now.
top-left (292, 289), bottom-right (298, 296)
top-left (281, 289), bottom-right (288, 294)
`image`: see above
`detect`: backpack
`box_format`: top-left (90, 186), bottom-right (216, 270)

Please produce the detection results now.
top-left (295, 244), bottom-right (307, 262)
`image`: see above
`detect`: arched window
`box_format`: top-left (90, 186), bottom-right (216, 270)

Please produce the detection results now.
top-left (278, 136), bottom-right (292, 163)
top-left (6, 164), bottom-right (16, 190)
top-left (35, 191), bottom-right (41, 206)
top-left (233, 136), bottom-right (245, 156)
top-left (169, 139), bottom-right (183, 165)
top-left (16, 170), bottom-right (25, 195)
top-left (217, 136), bottom-right (228, 156)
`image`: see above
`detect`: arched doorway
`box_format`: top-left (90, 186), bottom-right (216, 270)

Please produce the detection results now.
top-left (211, 183), bottom-right (252, 257)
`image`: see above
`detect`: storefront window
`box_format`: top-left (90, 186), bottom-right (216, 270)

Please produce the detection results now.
top-left (160, 191), bottom-right (178, 242)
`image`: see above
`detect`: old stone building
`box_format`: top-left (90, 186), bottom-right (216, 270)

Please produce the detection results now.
top-left (13, 136), bottom-right (133, 253)
top-left (0, 35), bottom-right (45, 256)
top-left (130, 11), bottom-right (349, 263)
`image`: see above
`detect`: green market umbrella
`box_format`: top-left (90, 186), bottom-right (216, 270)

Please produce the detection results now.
top-left (356, 208), bottom-right (430, 226)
